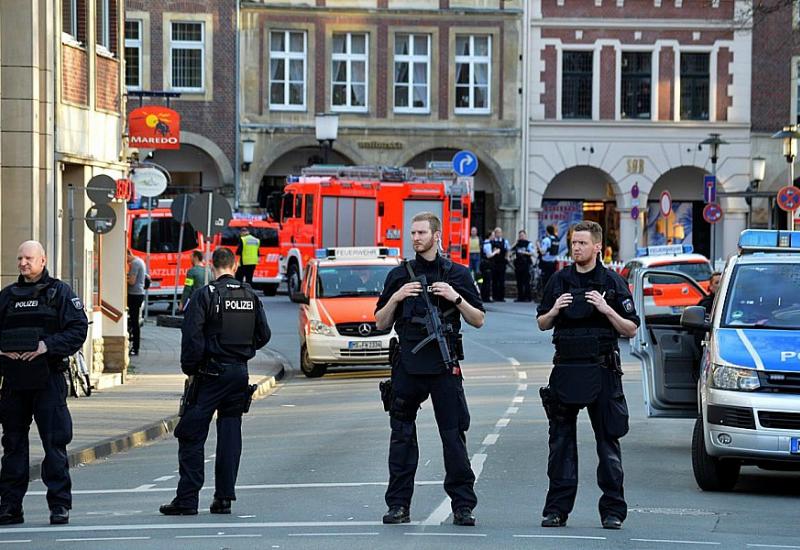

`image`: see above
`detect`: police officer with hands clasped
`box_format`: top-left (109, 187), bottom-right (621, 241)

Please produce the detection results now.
top-left (536, 221), bottom-right (638, 530)
top-left (375, 212), bottom-right (485, 527)
top-left (0, 241), bottom-right (88, 526)
top-left (160, 247), bottom-right (270, 517)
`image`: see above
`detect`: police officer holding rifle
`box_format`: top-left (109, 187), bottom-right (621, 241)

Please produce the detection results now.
top-left (375, 212), bottom-right (485, 526)
top-left (536, 221), bottom-right (638, 530)
top-left (160, 247), bottom-right (270, 516)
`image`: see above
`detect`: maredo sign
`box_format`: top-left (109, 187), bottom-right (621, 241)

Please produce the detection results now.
top-left (128, 106), bottom-right (181, 150)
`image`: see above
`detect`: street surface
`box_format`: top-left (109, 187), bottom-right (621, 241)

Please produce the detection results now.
top-left (1, 297), bottom-right (799, 549)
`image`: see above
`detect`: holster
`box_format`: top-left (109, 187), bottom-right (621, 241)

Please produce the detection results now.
top-left (388, 337), bottom-right (400, 368)
top-left (178, 376), bottom-right (200, 416)
top-left (449, 333), bottom-right (465, 361)
top-left (379, 379), bottom-right (393, 413)
top-left (242, 384), bottom-right (258, 414)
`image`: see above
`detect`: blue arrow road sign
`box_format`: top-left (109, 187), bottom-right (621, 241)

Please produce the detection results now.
top-left (452, 150), bottom-right (478, 177)
top-left (704, 175), bottom-right (716, 204)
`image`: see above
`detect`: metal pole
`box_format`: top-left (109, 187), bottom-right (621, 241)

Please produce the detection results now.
top-left (710, 160), bottom-right (717, 266)
top-left (768, 196), bottom-right (774, 230)
top-left (171, 199), bottom-right (189, 316)
top-left (205, 193), bottom-right (214, 283)
top-left (144, 198), bottom-right (153, 319)
top-left (67, 184), bottom-right (76, 291)
top-left (789, 159), bottom-right (796, 231)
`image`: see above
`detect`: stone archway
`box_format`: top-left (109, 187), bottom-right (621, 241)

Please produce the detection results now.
top-left (179, 131), bottom-right (234, 185)
top-left (648, 166), bottom-right (710, 258)
top-left (150, 143), bottom-right (228, 193)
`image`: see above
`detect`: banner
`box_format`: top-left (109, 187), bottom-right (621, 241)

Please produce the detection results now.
top-left (645, 201), bottom-right (693, 247)
top-left (128, 106), bottom-right (181, 150)
top-left (539, 200), bottom-right (583, 256)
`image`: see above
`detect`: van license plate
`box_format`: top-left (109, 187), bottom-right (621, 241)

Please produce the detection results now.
top-left (349, 341), bottom-right (382, 350)
top-left (791, 438), bottom-right (800, 454)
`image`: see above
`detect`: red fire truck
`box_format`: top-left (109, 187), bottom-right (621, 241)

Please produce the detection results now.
top-left (274, 166), bottom-right (471, 298)
top-left (213, 216), bottom-right (282, 296)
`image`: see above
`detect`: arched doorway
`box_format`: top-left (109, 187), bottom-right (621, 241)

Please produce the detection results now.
top-left (405, 148), bottom-right (500, 239)
top-left (150, 144), bottom-right (225, 195)
top-left (257, 146), bottom-right (354, 208)
top-left (649, 167), bottom-right (709, 257)
top-left (542, 166), bottom-right (620, 258)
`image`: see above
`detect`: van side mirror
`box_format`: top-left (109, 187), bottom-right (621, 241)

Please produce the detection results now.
top-left (681, 306), bottom-right (710, 331)
top-left (291, 292), bottom-right (309, 305)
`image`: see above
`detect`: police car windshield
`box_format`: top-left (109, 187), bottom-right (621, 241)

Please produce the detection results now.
top-left (317, 265), bottom-right (393, 298)
top-left (722, 264), bottom-right (800, 329)
top-left (648, 261), bottom-right (712, 284)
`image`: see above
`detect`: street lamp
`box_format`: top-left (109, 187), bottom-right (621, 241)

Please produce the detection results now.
top-left (771, 126), bottom-right (800, 230)
top-left (746, 156), bottom-right (766, 228)
top-left (241, 138), bottom-right (255, 172)
top-left (699, 132), bottom-right (727, 263)
top-left (315, 113), bottom-right (339, 164)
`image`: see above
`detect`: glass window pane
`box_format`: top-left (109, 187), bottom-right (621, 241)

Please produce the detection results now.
top-left (173, 48), bottom-right (202, 88)
top-left (395, 86), bottom-right (409, 107)
top-left (413, 62), bottom-right (427, 84)
top-left (474, 36), bottom-right (489, 56)
top-left (351, 84), bottom-right (366, 106)
top-left (456, 86), bottom-right (470, 108)
top-left (474, 86), bottom-right (487, 108)
top-left (413, 85), bottom-right (427, 108)
top-left (352, 61), bottom-right (365, 83)
top-left (474, 63), bottom-right (488, 85)
top-left (271, 59), bottom-right (285, 80)
top-left (270, 83), bottom-right (284, 104)
top-left (332, 60), bottom-right (346, 83)
top-left (125, 47), bottom-right (140, 87)
top-left (332, 84), bottom-right (347, 105)
top-left (270, 32), bottom-right (285, 52)
top-left (289, 59), bottom-right (303, 81)
top-left (125, 21), bottom-right (139, 40)
top-left (289, 83), bottom-right (303, 105)
top-left (173, 22), bottom-right (202, 42)
top-left (351, 34), bottom-right (366, 54)
top-left (289, 32), bottom-right (304, 53)
top-left (414, 35), bottom-right (428, 56)
top-left (456, 63), bottom-right (470, 85)
top-left (395, 35), bottom-right (409, 55)
top-left (395, 62), bottom-right (409, 84)
top-left (333, 34), bottom-right (346, 54)
top-left (456, 36), bottom-right (469, 56)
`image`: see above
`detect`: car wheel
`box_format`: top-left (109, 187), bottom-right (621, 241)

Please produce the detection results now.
top-left (692, 416), bottom-right (740, 491)
top-left (300, 344), bottom-right (327, 378)
top-left (287, 263), bottom-right (301, 301)
top-left (262, 283), bottom-right (279, 297)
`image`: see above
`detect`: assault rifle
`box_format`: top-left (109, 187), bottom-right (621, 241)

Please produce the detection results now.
top-left (404, 262), bottom-right (458, 370)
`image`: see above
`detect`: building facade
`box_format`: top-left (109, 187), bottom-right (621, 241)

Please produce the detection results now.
top-left (526, 0), bottom-right (753, 262)
top-left (239, 0), bottom-right (524, 237)
top-left (1, 0), bottom-right (129, 375)
top-left (124, 0), bottom-right (238, 200)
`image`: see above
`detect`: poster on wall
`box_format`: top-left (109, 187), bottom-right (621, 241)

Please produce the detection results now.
top-left (539, 200), bottom-right (584, 256)
top-left (645, 201), bottom-right (693, 247)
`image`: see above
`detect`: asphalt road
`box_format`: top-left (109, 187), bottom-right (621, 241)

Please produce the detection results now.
top-left (2, 296), bottom-right (799, 549)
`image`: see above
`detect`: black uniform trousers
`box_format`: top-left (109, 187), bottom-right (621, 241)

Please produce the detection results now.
top-left (491, 261), bottom-right (506, 301)
top-left (479, 260), bottom-right (492, 301)
top-left (0, 373), bottom-right (73, 510)
top-left (543, 369), bottom-right (627, 521)
top-left (128, 294), bottom-right (144, 353)
top-left (540, 260), bottom-right (556, 291)
top-left (515, 263), bottom-right (532, 301)
top-left (235, 265), bottom-right (256, 285)
top-left (386, 366), bottom-right (476, 512)
top-left (174, 362), bottom-right (248, 508)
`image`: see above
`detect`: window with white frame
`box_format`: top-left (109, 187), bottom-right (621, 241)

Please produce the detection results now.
top-left (680, 52), bottom-right (710, 121)
top-left (63, 0), bottom-right (81, 41)
top-left (97, 0), bottom-right (111, 51)
top-left (331, 33), bottom-right (368, 111)
top-left (455, 35), bottom-right (491, 114)
top-left (269, 30), bottom-right (306, 110)
top-left (170, 21), bottom-right (204, 91)
top-left (125, 20), bottom-right (142, 90)
top-left (562, 51), bottom-right (593, 119)
top-left (621, 52), bottom-right (651, 119)
top-left (394, 34), bottom-right (430, 113)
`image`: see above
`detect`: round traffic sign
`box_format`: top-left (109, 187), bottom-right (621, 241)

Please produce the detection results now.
top-left (187, 192), bottom-right (233, 238)
top-left (170, 194), bottom-right (194, 222)
top-left (660, 191), bottom-right (672, 217)
top-left (777, 185), bottom-right (800, 212)
top-left (85, 204), bottom-right (117, 234)
top-left (86, 174), bottom-right (117, 204)
top-left (703, 203), bottom-right (723, 224)
top-left (131, 165), bottom-right (169, 198)
top-left (452, 150), bottom-right (478, 177)
top-left (631, 206), bottom-right (639, 220)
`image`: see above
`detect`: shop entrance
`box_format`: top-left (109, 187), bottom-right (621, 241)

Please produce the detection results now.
top-left (648, 167), bottom-right (709, 258)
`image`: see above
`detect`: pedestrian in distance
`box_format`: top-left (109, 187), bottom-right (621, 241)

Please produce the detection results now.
top-left (0, 241), bottom-right (89, 525)
top-left (536, 221), bottom-right (639, 530)
top-left (539, 225), bottom-right (559, 290)
top-left (487, 227), bottom-right (510, 302)
top-left (180, 250), bottom-right (211, 311)
top-left (479, 230), bottom-right (495, 302)
top-left (126, 249), bottom-right (146, 356)
top-left (512, 230), bottom-right (535, 302)
top-left (160, 247), bottom-right (271, 517)
top-left (468, 226), bottom-right (482, 282)
top-left (235, 226), bottom-right (260, 285)
top-left (375, 212), bottom-right (485, 526)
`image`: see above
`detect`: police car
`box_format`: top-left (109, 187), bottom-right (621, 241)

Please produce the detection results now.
top-left (631, 230), bottom-right (800, 491)
top-left (293, 247), bottom-right (401, 378)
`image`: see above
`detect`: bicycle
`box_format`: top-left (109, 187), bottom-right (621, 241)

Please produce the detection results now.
top-left (64, 349), bottom-right (92, 398)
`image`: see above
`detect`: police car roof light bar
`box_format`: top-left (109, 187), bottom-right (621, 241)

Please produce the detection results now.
top-left (314, 247), bottom-right (400, 260)
top-left (636, 244), bottom-right (694, 257)
top-left (738, 230), bottom-right (800, 253)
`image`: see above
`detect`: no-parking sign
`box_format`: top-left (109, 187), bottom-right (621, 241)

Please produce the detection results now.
top-left (777, 185), bottom-right (800, 212)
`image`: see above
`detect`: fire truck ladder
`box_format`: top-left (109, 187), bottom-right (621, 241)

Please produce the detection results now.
top-left (447, 193), bottom-right (465, 261)
top-left (301, 165), bottom-right (414, 182)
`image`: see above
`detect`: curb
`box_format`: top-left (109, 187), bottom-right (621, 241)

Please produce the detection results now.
top-left (29, 362), bottom-right (286, 481)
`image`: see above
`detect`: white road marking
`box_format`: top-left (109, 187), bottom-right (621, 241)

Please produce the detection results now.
top-left (0, 521), bottom-right (411, 534)
top-left (518, 372), bottom-right (528, 380)
top-left (0, 541), bottom-right (30, 545)
top-left (153, 476), bottom-right (174, 482)
top-left (631, 539), bottom-right (721, 546)
top-left (421, 454), bottom-right (486, 526)
top-left (176, 534), bottom-right (263, 539)
top-left (281, 404), bottom-right (296, 407)
top-left (404, 532), bottom-right (487, 537)
top-left (288, 533), bottom-right (378, 537)
top-left (132, 484), bottom-right (155, 491)
top-left (482, 434), bottom-right (499, 445)
top-left (513, 534), bottom-right (606, 540)
top-left (57, 537), bottom-right (151, 542)
top-left (505, 407), bottom-right (519, 415)
top-left (496, 418), bottom-right (510, 428)
top-left (508, 357), bottom-right (520, 366)
top-left (747, 545), bottom-right (800, 549)
top-left (518, 384), bottom-right (528, 391)
top-left (512, 396), bottom-right (525, 403)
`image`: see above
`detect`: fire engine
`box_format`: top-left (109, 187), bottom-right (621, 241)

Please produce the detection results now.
top-left (273, 165), bottom-right (472, 300)
top-left (213, 216), bottom-right (282, 296)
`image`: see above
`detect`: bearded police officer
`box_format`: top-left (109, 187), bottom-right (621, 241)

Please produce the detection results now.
top-left (160, 247), bottom-right (270, 516)
top-left (375, 212), bottom-right (485, 526)
top-left (0, 241), bottom-right (88, 525)
top-left (536, 221), bottom-right (638, 530)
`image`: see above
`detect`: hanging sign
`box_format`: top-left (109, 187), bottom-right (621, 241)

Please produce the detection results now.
top-left (128, 106), bottom-right (181, 150)
top-left (130, 165), bottom-right (169, 198)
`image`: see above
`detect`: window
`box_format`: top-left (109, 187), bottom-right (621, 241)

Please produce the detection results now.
top-left (131, 218), bottom-right (198, 253)
top-left (269, 30), bottom-right (306, 110)
top-left (63, 0), bottom-right (78, 38)
top-left (680, 53), bottom-right (709, 120)
top-left (97, 0), bottom-right (111, 51)
top-left (304, 194), bottom-right (314, 224)
top-left (170, 21), bottom-right (204, 91)
top-left (295, 194), bottom-right (303, 218)
top-left (796, 62), bottom-right (800, 124)
top-left (562, 51), bottom-right (592, 119)
top-left (331, 33), bottom-right (368, 111)
top-left (125, 20), bottom-right (142, 90)
top-left (394, 34), bottom-right (430, 113)
top-left (621, 52), bottom-right (651, 119)
top-left (455, 35), bottom-right (491, 113)
top-left (282, 193), bottom-right (295, 220)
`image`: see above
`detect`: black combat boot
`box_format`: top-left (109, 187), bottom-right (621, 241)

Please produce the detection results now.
top-left (382, 506), bottom-right (410, 524)
top-left (453, 507), bottom-right (476, 526)
top-left (159, 501), bottom-right (198, 516)
top-left (541, 512), bottom-right (568, 527)
top-left (210, 498), bottom-right (231, 514)
top-left (0, 505), bottom-right (23, 525)
top-left (49, 506), bottom-right (69, 525)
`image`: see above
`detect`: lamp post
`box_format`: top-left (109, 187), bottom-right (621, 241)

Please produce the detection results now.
top-left (747, 156), bottom-right (766, 228)
top-left (315, 113), bottom-right (339, 164)
top-left (771, 126), bottom-right (800, 230)
top-left (700, 133), bottom-right (727, 264)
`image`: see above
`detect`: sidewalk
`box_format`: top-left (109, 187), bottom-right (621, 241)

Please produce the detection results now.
top-left (28, 322), bottom-right (289, 480)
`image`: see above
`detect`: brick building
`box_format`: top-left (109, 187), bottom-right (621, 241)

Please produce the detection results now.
top-left (1, 0), bottom-right (129, 376)
top-left (239, 0), bottom-right (524, 237)
top-left (125, 0), bottom-right (238, 199)
top-left (526, 0), bottom-right (753, 262)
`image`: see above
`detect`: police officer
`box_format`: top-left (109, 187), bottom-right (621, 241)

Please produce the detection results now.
top-left (512, 230), bottom-right (535, 302)
top-left (0, 241), bottom-right (88, 525)
top-left (536, 221), bottom-right (639, 530)
top-left (160, 247), bottom-right (270, 516)
top-left (486, 227), bottom-right (510, 302)
top-left (235, 227), bottom-right (260, 285)
top-left (539, 225), bottom-right (559, 290)
top-left (375, 212), bottom-right (485, 526)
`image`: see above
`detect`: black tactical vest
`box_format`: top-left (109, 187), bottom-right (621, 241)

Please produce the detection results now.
top-left (207, 279), bottom-right (257, 347)
top-left (490, 238), bottom-right (507, 266)
top-left (513, 239), bottom-right (532, 268)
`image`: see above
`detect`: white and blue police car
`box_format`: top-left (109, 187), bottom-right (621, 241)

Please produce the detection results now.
top-left (631, 230), bottom-right (800, 491)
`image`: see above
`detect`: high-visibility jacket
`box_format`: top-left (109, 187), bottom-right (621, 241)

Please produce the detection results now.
top-left (240, 235), bottom-right (260, 266)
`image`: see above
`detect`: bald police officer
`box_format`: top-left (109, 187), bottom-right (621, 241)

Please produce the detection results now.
top-left (0, 241), bottom-right (88, 525)
top-left (160, 247), bottom-right (270, 516)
